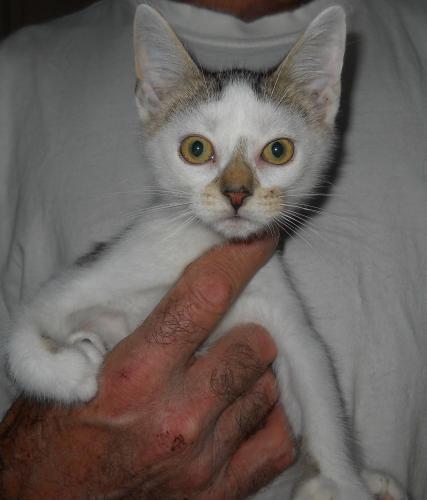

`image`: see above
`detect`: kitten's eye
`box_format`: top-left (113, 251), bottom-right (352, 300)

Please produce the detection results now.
top-left (180, 135), bottom-right (214, 164)
top-left (261, 138), bottom-right (294, 165)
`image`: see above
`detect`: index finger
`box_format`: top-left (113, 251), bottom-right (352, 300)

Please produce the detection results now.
top-left (110, 236), bottom-right (277, 374)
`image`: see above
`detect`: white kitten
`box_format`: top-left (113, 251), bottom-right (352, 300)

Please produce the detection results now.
top-left (6, 5), bottom-right (406, 499)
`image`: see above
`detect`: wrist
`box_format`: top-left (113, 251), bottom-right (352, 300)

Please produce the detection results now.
top-left (0, 400), bottom-right (101, 499)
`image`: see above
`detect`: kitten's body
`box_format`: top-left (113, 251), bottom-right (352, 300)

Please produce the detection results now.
top-left (7, 5), bottom-right (406, 499)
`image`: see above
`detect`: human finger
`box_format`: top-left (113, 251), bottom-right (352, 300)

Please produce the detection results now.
top-left (222, 404), bottom-right (296, 498)
top-left (105, 236), bottom-right (277, 380)
top-left (186, 323), bottom-right (277, 423)
top-left (205, 368), bottom-right (279, 474)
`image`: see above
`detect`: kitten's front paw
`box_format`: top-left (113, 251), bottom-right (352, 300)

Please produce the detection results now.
top-left (8, 326), bottom-right (106, 403)
top-left (293, 475), bottom-right (373, 500)
top-left (63, 331), bottom-right (107, 401)
top-left (362, 470), bottom-right (408, 500)
top-left (68, 330), bottom-right (107, 365)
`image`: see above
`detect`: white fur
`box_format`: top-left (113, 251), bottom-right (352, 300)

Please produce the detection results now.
top-left (6, 5), bottom-right (406, 500)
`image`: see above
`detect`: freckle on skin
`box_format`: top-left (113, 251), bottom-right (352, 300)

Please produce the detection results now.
top-left (171, 434), bottom-right (186, 452)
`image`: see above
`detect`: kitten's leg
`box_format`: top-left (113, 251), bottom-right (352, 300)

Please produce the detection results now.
top-left (219, 290), bottom-right (373, 499)
top-left (7, 318), bottom-right (106, 402)
top-left (7, 308), bottom-right (124, 402)
top-left (7, 273), bottom-right (132, 403)
top-left (7, 275), bottom-right (166, 403)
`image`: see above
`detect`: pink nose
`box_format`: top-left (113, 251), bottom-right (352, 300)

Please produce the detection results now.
top-left (223, 190), bottom-right (251, 212)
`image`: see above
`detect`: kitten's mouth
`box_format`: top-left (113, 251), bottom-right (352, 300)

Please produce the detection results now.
top-left (214, 213), bottom-right (263, 239)
top-left (225, 213), bottom-right (246, 222)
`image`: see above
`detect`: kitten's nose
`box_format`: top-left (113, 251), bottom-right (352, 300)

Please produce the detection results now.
top-left (222, 188), bottom-right (251, 213)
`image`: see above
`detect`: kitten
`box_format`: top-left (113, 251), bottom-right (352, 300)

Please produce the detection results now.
top-left (6, 5), bottom-right (406, 499)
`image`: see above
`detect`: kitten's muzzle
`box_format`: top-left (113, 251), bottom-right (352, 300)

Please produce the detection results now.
top-left (219, 154), bottom-right (254, 213)
top-left (222, 188), bottom-right (252, 213)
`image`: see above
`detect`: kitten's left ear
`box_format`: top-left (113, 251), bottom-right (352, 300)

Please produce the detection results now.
top-left (134, 4), bottom-right (201, 121)
top-left (270, 6), bottom-right (346, 126)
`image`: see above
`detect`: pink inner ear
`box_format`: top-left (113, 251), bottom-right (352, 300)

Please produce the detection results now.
top-left (305, 75), bottom-right (340, 126)
top-left (310, 75), bottom-right (332, 94)
top-left (142, 80), bottom-right (161, 108)
top-left (304, 42), bottom-right (342, 124)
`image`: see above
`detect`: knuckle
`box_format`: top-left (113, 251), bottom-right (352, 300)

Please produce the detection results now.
top-left (209, 341), bottom-right (267, 401)
top-left (155, 410), bottom-right (201, 456)
top-left (97, 357), bottom-right (145, 407)
top-left (184, 262), bottom-right (235, 313)
top-left (240, 323), bottom-right (277, 364)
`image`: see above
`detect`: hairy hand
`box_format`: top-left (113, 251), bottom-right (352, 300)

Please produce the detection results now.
top-left (0, 238), bottom-right (295, 499)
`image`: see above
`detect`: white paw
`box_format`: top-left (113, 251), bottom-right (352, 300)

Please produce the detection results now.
top-left (8, 319), bottom-right (107, 403)
top-left (293, 475), bottom-right (372, 500)
top-left (63, 331), bottom-right (107, 401)
top-left (362, 470), bottom-right (408, 500)
top-left (68, 330), bottom-right (107, 364)
top-left (59, 347), bottom-right (100, 401)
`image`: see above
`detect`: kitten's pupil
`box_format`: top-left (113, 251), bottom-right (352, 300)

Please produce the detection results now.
top-left (191, 140), bottom-right (204, 157)
top-left (271, 141), bottom-right (284, 158)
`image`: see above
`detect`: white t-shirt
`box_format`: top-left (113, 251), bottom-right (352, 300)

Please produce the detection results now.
top-left (0, 0), bottom-right (426, 497)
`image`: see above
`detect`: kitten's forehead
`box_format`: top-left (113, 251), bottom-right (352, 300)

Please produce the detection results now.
top-left (198, 81), bottom-right (286, 148)
top-left (208, 81), bottom-right (263, 128)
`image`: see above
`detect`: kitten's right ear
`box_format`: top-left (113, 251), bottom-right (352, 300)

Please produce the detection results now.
top-left (268, 6), bottom-right (346, 127)
top-left (134, 4), bottom-right (201, 121)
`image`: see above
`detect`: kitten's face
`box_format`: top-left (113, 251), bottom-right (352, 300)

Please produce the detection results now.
top-left (134, 5), bottom-right (346, 239)
top-left (145, 77), bottom-right (332, 239)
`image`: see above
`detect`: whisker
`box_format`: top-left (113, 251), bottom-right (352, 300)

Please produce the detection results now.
top-left (284, 192), bottom-right (341, 198)
top-left (278, 211), bottom-right (324, 243)
top-left (156, 212), bottom-right (198, 245)
top-left (126, 201), bottom-right (192, 219)
top-left (280, 202), bottom-right (325, 215)
top-left (274, 214), bottom-right (314, 250)
top-left (273, 218), bottom-right (294, 241)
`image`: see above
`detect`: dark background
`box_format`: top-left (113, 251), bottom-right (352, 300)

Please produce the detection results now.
top-left (0, 0), bottom-right (98, 39)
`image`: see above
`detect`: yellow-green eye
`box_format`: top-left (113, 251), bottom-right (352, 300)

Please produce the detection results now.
top-left (261, 138), bottom-right (294, 165)
top-left (180, 135), bottom-right (214, 164)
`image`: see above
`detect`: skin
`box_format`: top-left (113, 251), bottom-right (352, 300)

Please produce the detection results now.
top-left (0, 1), bottom-right (310, 497)
top-left (0, 238), bottom-right (296, 499)
top-left (176, 0), bottom-right (310, 21)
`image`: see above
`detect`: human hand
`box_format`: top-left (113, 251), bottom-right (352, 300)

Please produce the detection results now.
top-left (0, 237), bottom-right (296, 499)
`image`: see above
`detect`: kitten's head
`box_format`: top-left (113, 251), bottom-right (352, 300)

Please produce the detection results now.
top-left (134, 5), bottom-right (346, 239)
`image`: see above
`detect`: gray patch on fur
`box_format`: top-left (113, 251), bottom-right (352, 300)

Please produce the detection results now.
top-left (139, 59), bottom-right (318, 135)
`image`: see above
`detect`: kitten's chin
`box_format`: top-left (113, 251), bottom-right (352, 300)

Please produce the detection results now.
top-left (212, 217), bottom-right (265, 240)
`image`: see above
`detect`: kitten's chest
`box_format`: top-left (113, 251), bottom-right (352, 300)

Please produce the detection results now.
top-left (118, 218), bottom-right (224, 286)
